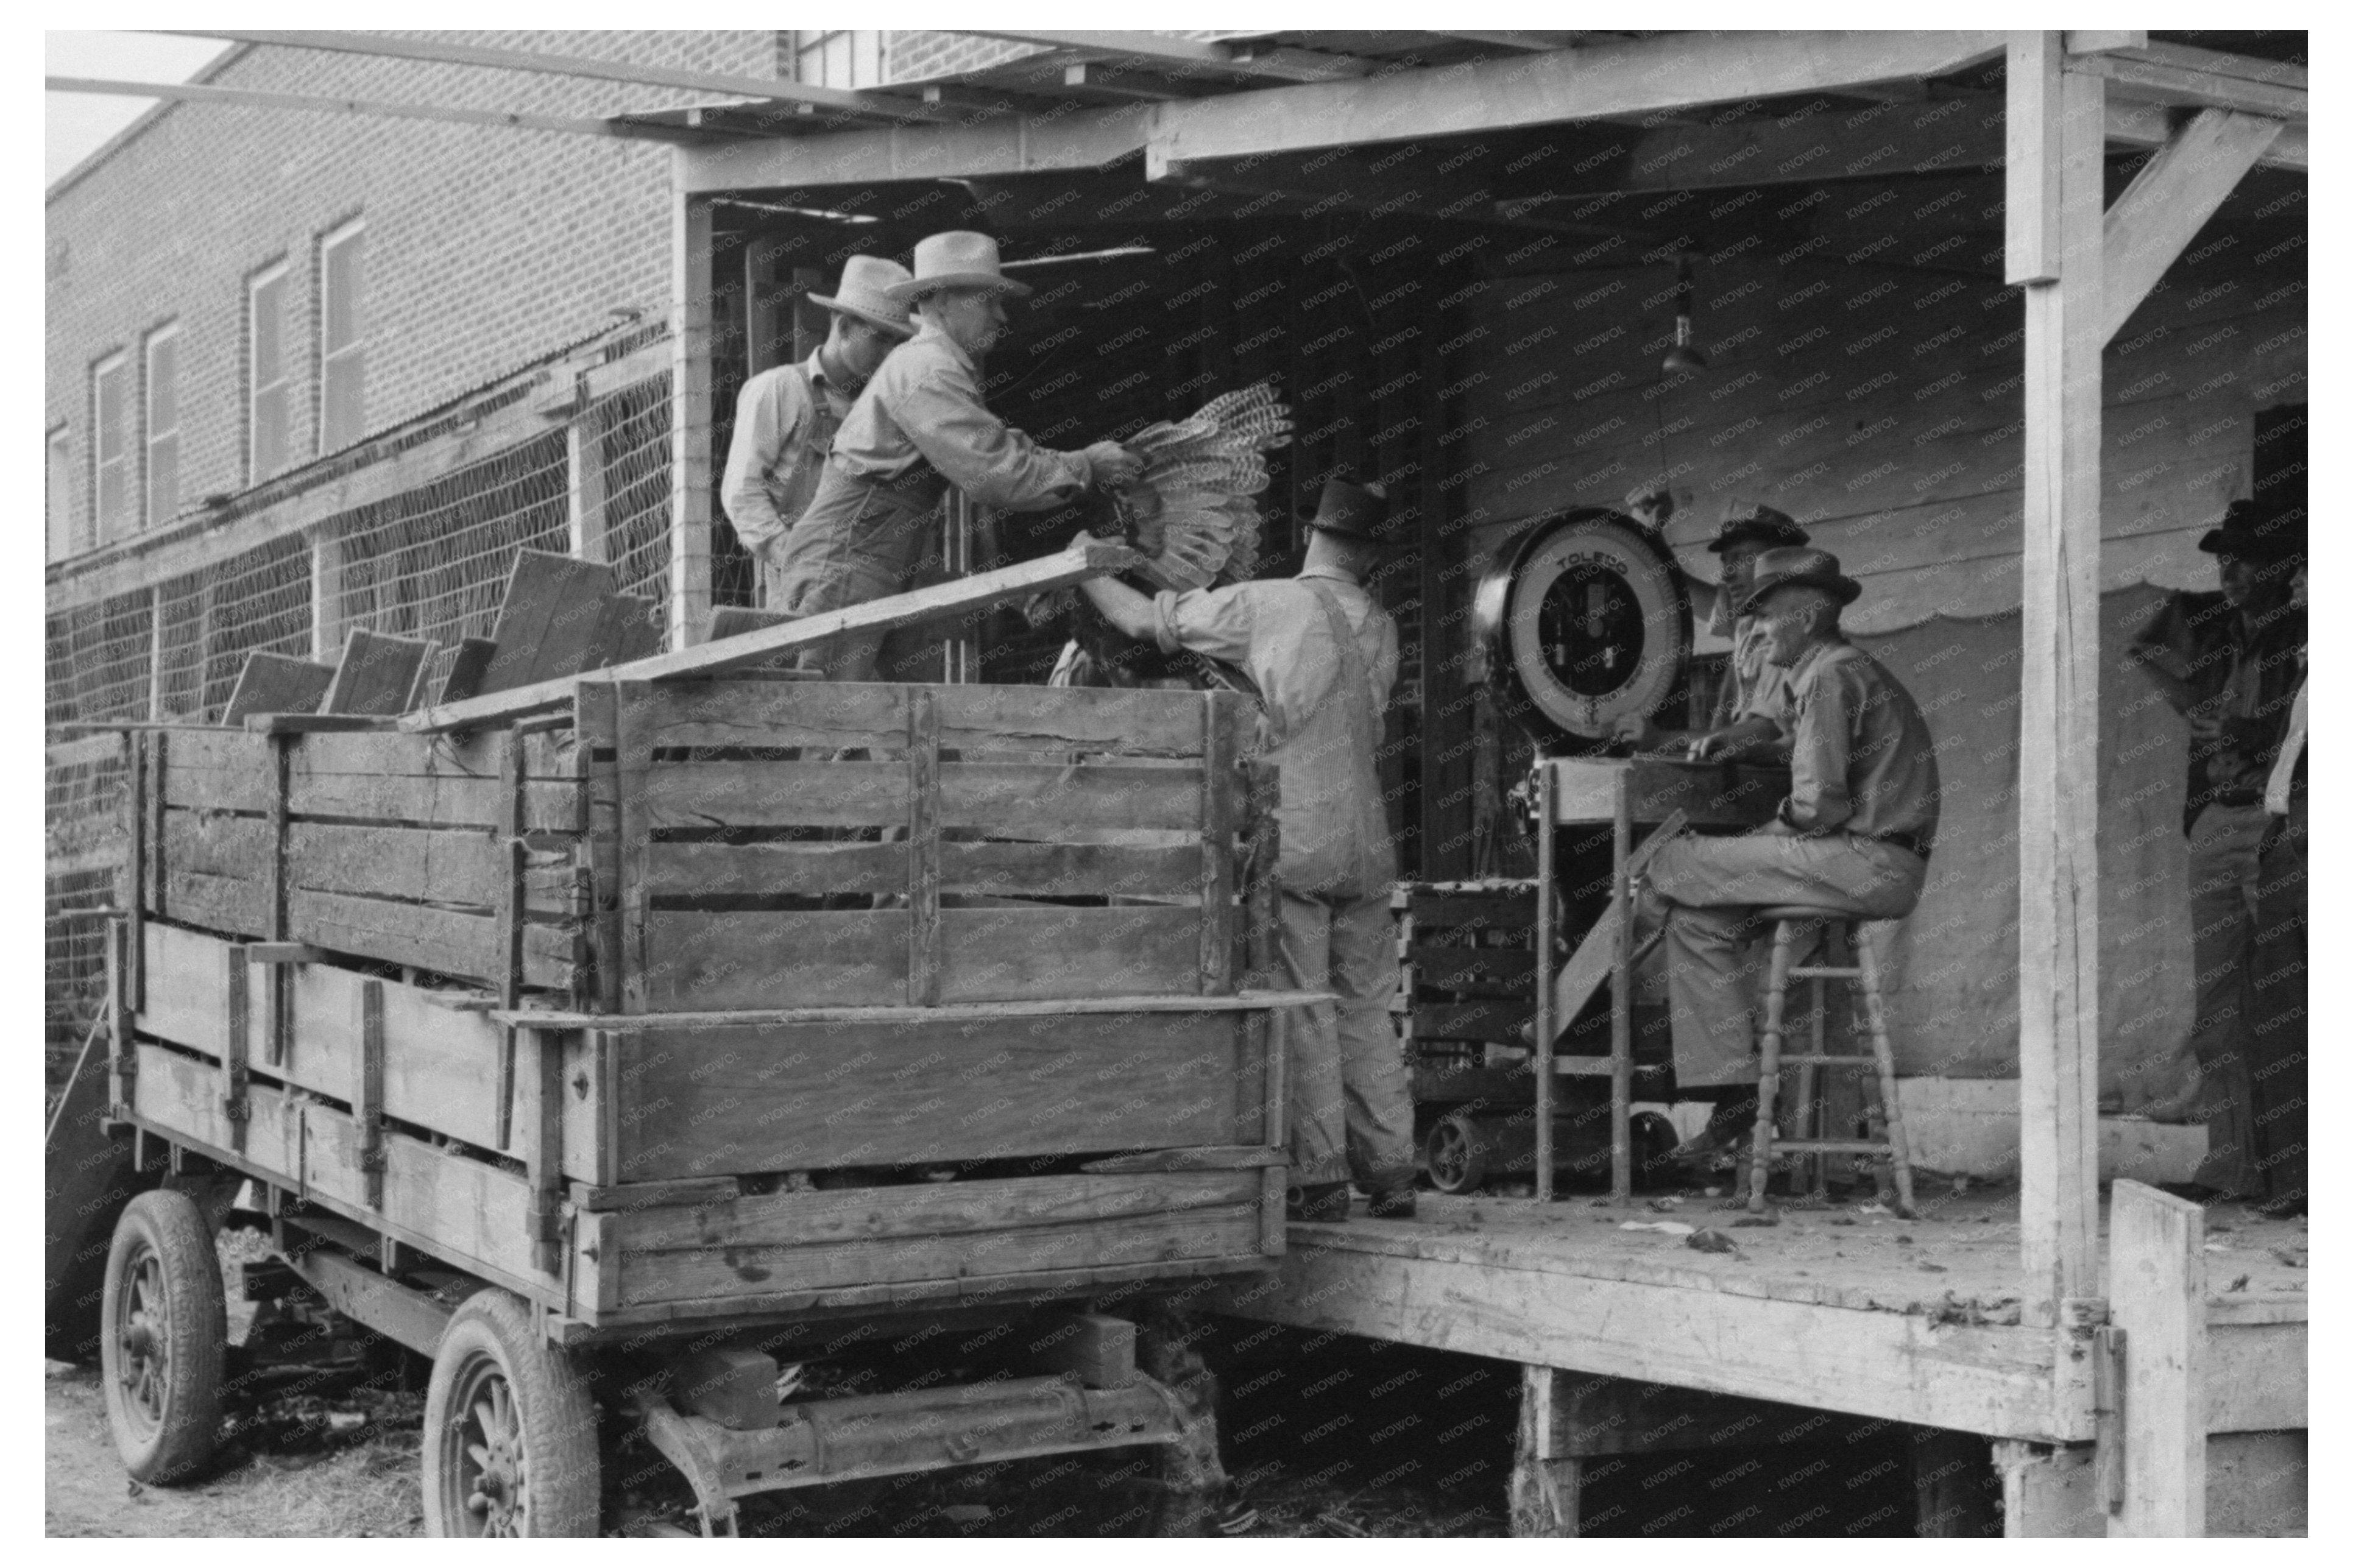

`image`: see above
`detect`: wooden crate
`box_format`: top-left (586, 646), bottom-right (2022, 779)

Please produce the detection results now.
top-left (124, 922), bottom-right (1285, 1329)
top-left (581, 680), bottom-right (1253, 1012)
top-left (144, 725), bottom-right (584, 995)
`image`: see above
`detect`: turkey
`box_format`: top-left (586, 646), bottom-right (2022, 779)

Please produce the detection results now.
top-left (1113, 381), bottom-right (1294, 589)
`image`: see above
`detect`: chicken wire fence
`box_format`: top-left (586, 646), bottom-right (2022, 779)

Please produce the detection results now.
top-left (42, 371), bottom-right (675, 1069)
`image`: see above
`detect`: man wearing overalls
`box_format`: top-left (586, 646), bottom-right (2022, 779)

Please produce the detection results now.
top-left (720, 255), bottom-right (915, 612)
top-left (1074, 478), bottom-right (1420, 1222)
top-left (773, 231), bottom-right (1140, 680)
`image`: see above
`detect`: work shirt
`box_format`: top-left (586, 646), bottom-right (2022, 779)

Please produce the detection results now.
top-left (2207, 605), bottom-right (2305, 800)
top-left (1775, 638), bottom-right (1941, 854)
top-left (720, 352), bottom-right (855, 562)
top-left (824, 317), bottom-right (1091, 510)
top-left (2265, 672), bottom-right (2307, 815)
top-left (1153, 566), bottom-right (1399, 897)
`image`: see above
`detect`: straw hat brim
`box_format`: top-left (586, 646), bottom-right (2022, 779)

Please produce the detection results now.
top-left (886, 272), bottom-right (1033, 303)
top-left (808, 294), bottom-right (914, 337)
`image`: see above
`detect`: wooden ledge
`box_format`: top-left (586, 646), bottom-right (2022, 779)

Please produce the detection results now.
top-left (492, 989), bottom-right (1326, 1031)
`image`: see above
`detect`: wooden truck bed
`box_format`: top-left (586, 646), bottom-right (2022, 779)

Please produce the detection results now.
top-left (110, 679), bottom-right (1292, 1338)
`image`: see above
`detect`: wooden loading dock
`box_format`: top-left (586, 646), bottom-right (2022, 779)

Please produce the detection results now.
top-left (651, 27), bottom-right (2307, 1536)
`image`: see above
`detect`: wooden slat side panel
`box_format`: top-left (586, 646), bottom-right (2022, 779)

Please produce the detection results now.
top-left (294, 729), bottom-right (575, 782)
top-left (288, 889), bottom-right (575, 989)
top-left (617, 1203), bottom-right (1262, 1308)
top-left (616, 1012), bottom-right (1257, 1178)
top-left (638, 910), bottom-right (905, 1009)
top-left (611, 1170), bottom-right (1261, 1250)
top-left (287, 768), bottom-right (576, 833)
top-left (161, 730), bottom-right (275, 812)
top-left (644, 841), bottom-right (909, 897)
top-left (139, 922), bottom-right (233, 1056)
top-left (938, 761), bottom-right (1203, 833)
top-left (623, 680), bottom-right (908, 753)
top-left (288, 821), bottom-right (503, 908)
top-left (933, 684), bottom-right (1206, 756)
top-left (940, 841), bottom-right (1201, 898)
top-left (162, 808), bottom-right (273, 881)
top-left (163, 869), bottom-right (272, 938)
top-left (642, 761), bottom-right (909, 830)
top-left (940, 906), bottom-right (1201, 1002)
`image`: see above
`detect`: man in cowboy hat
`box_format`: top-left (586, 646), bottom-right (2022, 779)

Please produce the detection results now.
top-left (1069, 478), bottom-right (1419, 1223)
top-left (1615, 493), bottom-right (1811, 760)
top-left (2124, 498), bottom-right (2305, 1199)
top-left (1638, 547), bottom-right (1941, 1166)
top-left (771, 231), bottom-right (1141, 680)
top-left (723, 255), bottom-right (915, 608)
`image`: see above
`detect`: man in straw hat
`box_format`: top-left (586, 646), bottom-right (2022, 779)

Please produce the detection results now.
top-left (1615, 493), bottom-right (1811, 761)
top-left (1637, 547), bottom-right (1940, 1173)
top-left (2124, 498), bottom-right (2305, 1201)
top-left (1071, 477), bottom-right (1419, 1223)
top-left (723, 255), bottom-right (915, 609)
top-left (770, 231), bottom-right (1141, 680)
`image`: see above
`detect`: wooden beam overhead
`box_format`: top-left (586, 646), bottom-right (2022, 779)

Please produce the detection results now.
top-left (1145, 30), bottom-right (2008, 169)
top-left (2104, 94), bottom-right (2304, 172)
top-left (155, 28), bottom-right (951, 125)
top-left (962, 30), bottom-right (1371, 83)
top-left (675, 102), bottom-right (1156, 195)
top-left (46, 74), bottom-right (714, 143)
top-left (2068, 49), bottom-right (2306, 122)
top-left (2100, 108), bottom-right (2284, 344)
top-left (1423, 30), bottom-right (1577, 52)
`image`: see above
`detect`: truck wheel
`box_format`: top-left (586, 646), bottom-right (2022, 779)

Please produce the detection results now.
top-left (99, 1188), bottom-right (227, 1483)
top-left (1424, 1111), bottom-right (1491, 1195)
top-left (423, 1289), bottom-right (600, 1538)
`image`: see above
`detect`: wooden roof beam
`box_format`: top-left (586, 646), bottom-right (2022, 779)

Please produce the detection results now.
top-left (46, 75), bottom-right (715, 144)
top-left (676, 103), bottom-right (1156, 195)
top-left (155, 28), bottom-right (952, 125)
top-left (2066, 49), bottom-right (2306, 124)
top-left (961, 30), bottom-right (1371, 83)
top-left (1422, 31), bottom-right (1577, 52)
top-left (1145, 29), bottom-right (2009, 169)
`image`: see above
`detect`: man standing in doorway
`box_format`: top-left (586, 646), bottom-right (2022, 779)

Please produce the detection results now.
top-left (1641, 548), bottom-right (1941, 1170)
top-left (773, 231), bottom-right (1139, 680)
top-left (1072, 479), bottom-right (1418, 1223)
top-left (721, 255), bottom-right (914, 608)
top-left (2126, 500), bottom-right (2305, 1199)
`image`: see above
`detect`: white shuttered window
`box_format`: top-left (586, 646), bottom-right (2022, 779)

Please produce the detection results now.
top-left (146, 323), bottom-right (180, 529)
top-left (93, 351), bottom-right (133, 541)
top-left (319, 220), bottom-right (366, 452)
top-left (249, 260), bottom-right (291, 482)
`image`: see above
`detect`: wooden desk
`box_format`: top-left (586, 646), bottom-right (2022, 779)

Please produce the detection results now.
top-left (1533, 757), bottom-right (1787, 1201)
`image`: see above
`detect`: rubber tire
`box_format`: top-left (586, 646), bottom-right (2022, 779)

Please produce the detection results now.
top-left (1425, 1111), bottom-right (1491, 1195)
top-left (423, 1288), bottom-right (600, 1538)
top-left (99, 1188), bottom-right (227, 1484)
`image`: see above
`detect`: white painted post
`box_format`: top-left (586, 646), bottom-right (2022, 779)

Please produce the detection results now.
top-left (2107, 1179), bottom-right (2206, 1536)
top-left (666, 164), bottom-right (715, 651)
top-left (2006, 30), bottom-right (2105, 1315)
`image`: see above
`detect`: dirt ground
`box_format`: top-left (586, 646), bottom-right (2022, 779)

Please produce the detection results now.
top-left (44, 1361), bottom-right (422, 1538)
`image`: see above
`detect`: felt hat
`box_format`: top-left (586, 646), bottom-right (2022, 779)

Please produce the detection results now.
top-left (2197, 498), bottom-right (2305, 563)
top-left (1707, 498), bottom-right (1810, 554)
top-left (886, 231), bottom-right (1033, 303)
top-left (808, 255), bottom-right (915, 337)
top-left (1736, 545), bottom-right (1863, 616)
top-left (1303, 477), bottom-right (1392, 546)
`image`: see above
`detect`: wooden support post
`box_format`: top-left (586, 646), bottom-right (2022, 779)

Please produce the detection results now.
top-left (309, 523), bottom-right (345, 662)
top-left (264, 732), bottom-right (292, 1067)
top-left (223, 944), bottom-right (250, 1155)
top-left (1912, 1429), bottom-right (2001, 1537)
top-left (741, 236), bottom-right (787, 378)
top-left (1510, 1366), bottom-right (1579, 1536)
top-left (1532, 763), bottom-right (1556, 1202)
top-left (614, 682), bottom-right (654, 1014)
top-left (525, 1026), bottom-right (565, 1277)
top-left (1994, 1441), bottom-right (2103, 1537)
top-left (358, 978), bottom-right (386, 1209)
top-left (667, 181), bottom-right (714, 651)
top-left (1198, 693), bottom-right (1238, 997)
top-left (2107, 1180), bottom-right (2206, 1536)
top-left (2007, 29), bottom-right (2105, 1316)
top-left (576, 682), bottom-right (625, 1015)
top-left (567, 395), bottom-right (611, 563)
top-left (106, 915), bottom-right (135, 1115)
top-left (906, 688), bottom-right (943, 1008)
top-left (1608, 771), bottom-right (1634, 1202)
top-left (1258, 1008), bottom-right (1286, 1254)
top-left (493, 728), bottom-right (527, 1150)
top-left (2099, 107), bottom-right (2284, 345)
top-left (125, 731), bottom-right (146, 1014)
top-left (143, 729), bottom-right (166, 922)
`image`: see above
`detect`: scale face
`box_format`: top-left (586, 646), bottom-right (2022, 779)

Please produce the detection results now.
top-left (1477, 510), bottom-right (1690, 744)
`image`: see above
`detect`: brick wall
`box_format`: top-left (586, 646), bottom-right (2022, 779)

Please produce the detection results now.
top-left (44, 29), bottom-right (786, 550)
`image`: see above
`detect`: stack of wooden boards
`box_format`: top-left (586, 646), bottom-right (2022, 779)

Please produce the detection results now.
top-left (220, 550), bottom-right (663, 725)
top-left (118, 679), bottom-right (1290, 1328)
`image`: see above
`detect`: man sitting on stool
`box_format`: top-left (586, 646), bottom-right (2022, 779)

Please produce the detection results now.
top-left (1640, 548), bottom-right (1941, 1177)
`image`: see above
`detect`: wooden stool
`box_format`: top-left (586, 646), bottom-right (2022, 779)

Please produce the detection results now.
top-left (1746, 905), bottom-right (1916, 1217)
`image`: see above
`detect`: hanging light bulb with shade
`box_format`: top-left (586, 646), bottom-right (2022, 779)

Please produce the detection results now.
top-left (1661, 255), bottom-right (1708, 375)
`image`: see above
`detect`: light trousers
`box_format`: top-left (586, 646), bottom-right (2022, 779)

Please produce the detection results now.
top-left (1272, 888), bottom-right (1417, 1190)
